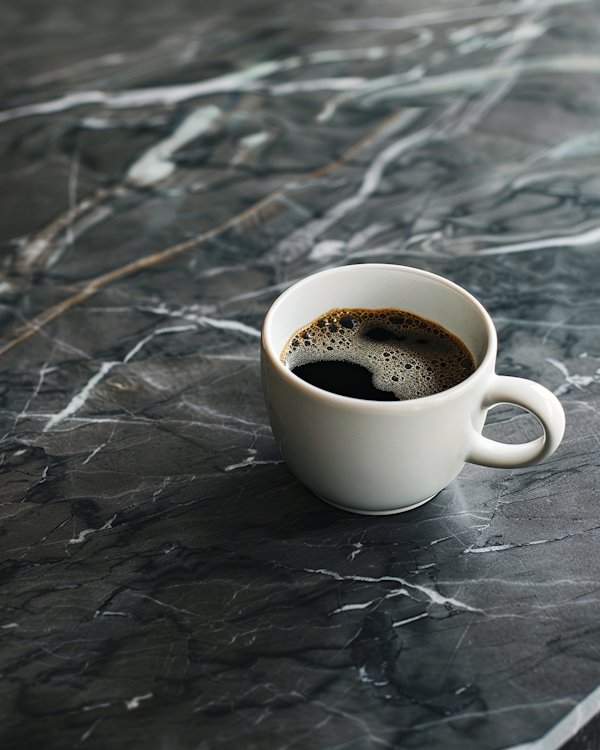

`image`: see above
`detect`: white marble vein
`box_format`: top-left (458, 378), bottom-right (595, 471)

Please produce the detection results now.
top-left (315, 65), bottom-right (425, 123)
top-left (328, 0), bottom-right (587, 31)
top-left (43, 325), bottom-right (196, 431)
top-left (361, 54), bottom-right (600, 107)
top-left (304, 568), bottom-right (483, 614)
top-left (329, 588), bottom-right (411, 616)
top-left (43, 360), bottom-right (118, 432)
top-left (82, 443), bottom-right (107, 465)
top-left (501, 683), bottom-right (600, 749)
top-left (224, 448), bottom-right (283, 471)
top-left (124, 693), bottom-right (153, 710)
top-left (0, 60), bottom-right (288, 123)
top-left (392, 613), bottom-right (429, 628)
top-left (5, 25), bottom-right (589, 126)
top-left (68, 513), bottom-right (117, 545)
top-left (273, 36), bottom-right (534, 262)
top-left (126, 105), bottom-right (221, 186)
top-left (547, 358), bottom-right (600, 395)
top-left (478, 224), bottom-right (600, 255)
top-left (140, 303), bottom-right (261, 337)
top-left (0, 40), bottom-right (415, 125)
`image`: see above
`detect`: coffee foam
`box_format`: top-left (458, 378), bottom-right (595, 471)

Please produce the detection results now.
top-left (282, 308), bottom-right (475, 400)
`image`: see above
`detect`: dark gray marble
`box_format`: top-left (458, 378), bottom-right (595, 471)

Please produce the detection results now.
top-left (2, 1), bottom-right (600, 748)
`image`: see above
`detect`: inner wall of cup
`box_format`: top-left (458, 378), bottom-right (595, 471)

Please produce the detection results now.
top-left (266, 265), bottom-right (490, 367)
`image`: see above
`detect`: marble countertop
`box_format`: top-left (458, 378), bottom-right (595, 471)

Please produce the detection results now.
top-left (2, 1), bottom-right (600, 748)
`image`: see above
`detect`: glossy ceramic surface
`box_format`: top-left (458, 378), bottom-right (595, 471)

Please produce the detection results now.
top-left (262, 264), bottom-right (565, 512)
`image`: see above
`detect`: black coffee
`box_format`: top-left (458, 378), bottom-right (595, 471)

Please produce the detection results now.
top-left (282, 308), bottom-right (475, 401)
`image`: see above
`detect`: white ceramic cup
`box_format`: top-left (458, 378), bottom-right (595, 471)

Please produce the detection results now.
top-left (261, 264), bottom-right (566, 515)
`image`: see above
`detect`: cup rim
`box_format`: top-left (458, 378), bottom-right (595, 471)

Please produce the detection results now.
top-left (261, 263), bottom-right (497, 409)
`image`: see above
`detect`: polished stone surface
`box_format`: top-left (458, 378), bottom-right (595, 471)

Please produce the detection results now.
top-left (2, 1), bottom-right (600, 748)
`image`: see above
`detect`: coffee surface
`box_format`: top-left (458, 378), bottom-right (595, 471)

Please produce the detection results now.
top-left (282, 308), bottom-right (475, 401)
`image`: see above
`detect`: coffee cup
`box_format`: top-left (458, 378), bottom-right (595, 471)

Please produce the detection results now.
top-left (261, 264), bottom-right (565, 515)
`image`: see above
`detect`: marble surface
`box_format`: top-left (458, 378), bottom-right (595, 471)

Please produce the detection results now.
top-left (2, 1), bottom-right (600, 748)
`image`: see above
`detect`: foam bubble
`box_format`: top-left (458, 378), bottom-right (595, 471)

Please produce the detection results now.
top-left (282, 308), bottom-right (475, 400)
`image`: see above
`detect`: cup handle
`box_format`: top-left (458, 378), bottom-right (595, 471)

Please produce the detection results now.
top-left (466, 375), bottom-right (566, 469)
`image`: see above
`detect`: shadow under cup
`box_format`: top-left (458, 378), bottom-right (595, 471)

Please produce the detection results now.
top-left (261, 264), bottom-right (496, 515)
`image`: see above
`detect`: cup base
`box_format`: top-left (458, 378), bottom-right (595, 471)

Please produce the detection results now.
top-left (314, 492), bottom-right (438, 515)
